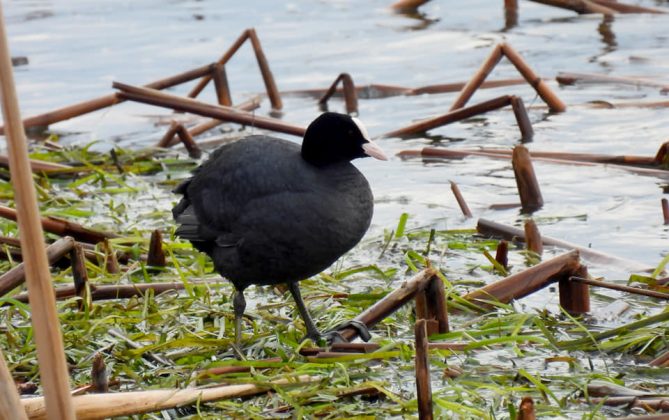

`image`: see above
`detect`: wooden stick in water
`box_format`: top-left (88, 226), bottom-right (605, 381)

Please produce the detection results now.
top-left (557, 71), bottom-right (669, 90)
top-left (570, 276), bottom-right (669, 300)
top-left (495, 240), bottom-right (509, 269)
top-left (461, 250), bottom-right (581, 311)
top-left (662, 198), bottom-right (669, 225)
top-left (414, 319), bottom-right (433, 420)
top-left (589, 0), bottom-right (666, 14)
top-left (318, 73), bottom-right (358, 115)
top-left (0, 2), bottom-right (75, 416)
top-left (512, 145), bottom-right (543, 212)
top-left (147, 230), bottom-right (166, 267)
top-left (0, 237), bottom-right (75, 297)
top-left (518, 397), bottom-right (537, 420)
top-left (559, 265), bottom-right (590, 314)
top-left (382, 95), bottom-right (512, 138)
top-left (524, 219), bottom-right (543, 255)
top-left (501, 43), bottom-right (566, 112)
top-left (211, 64), bottom-right (232, 106)
top-left (526, 0), bottom-right (616, 14)
top-left (477, 218), bottom-right (655, 272)
top-left (114, 82), bottom-right (305, 137)
top-left (510, 96), bottom-right (534, 140)
top-left (450, 181), bottom-right (473, 218)
top-left (449, 44), bottom-right (504, 111)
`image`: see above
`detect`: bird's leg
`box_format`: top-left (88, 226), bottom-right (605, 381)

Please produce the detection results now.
top-left (288, 282), bottom-right (321, 341)
top-left (232, 289), bottom-right (247, 347)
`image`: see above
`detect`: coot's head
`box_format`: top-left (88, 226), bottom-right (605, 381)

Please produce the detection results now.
top-left (301, 112), bottom-right (388, 167)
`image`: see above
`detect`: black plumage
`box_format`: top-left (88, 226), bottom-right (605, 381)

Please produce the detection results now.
top-left (172, 112), bottom-right (386, 344)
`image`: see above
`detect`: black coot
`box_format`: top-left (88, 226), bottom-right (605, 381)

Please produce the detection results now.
top-left (172, 112), bottom-right (387, 344)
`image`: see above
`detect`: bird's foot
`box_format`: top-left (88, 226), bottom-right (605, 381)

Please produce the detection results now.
top-left (307, 320), bottom-right (372, 346)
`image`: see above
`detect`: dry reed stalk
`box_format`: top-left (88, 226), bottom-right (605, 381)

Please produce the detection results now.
top-left (662, 199), bottom-right (669, 225)
top-left (461, 250), bottom-right (581, 310)
top-left (0, 63), bottom-right (217, 135)
top-left (517, 397), bottom-right (536, 420)
top-left (318, 73), bottom-right (358, 115)
top-left (196, 357), bottom-right (282, 379)
top-left (589, 0), bottom-right (666, 13)
top-left (22, 376), bottom-right (314, 420)
top-left (501, 43), bottom-right (567, 112)
top-left (173, 124), bottom-right (202, 159)
top-left (512, 145), bottom-right (544, 212)
top-left (449, 45), bottom-right (504, 111)
top-left (155, 122), bottom-right (180, 148)
top-left (0, 348), bottom-right (28, 420)
top-left (0, 205), bottom-right (117, 244)
top-left (159, 95), bottom-right (261, 148)
top-left (504, 0), bottom-right (519, 29)
top-left (188, 29), bottom-right (282, 110)
top-left (146, 230), bottom-right (166, 267)
top-left (495, 240), bottom-right (509, 269)
top-left (211, 64), bottom-right (232, 106)
top-left (570, 276), bottom-right (669, 300)
top-left (0, 155), bottom-right (72, 173)
top-left (557, 72), bottom-right (669, 90)
top-left (650, 350), bottom-right (669, 367)
top-left (414, 319), bottom-right (433, 420)
top-left (427, 343), bottom-right (468, 351)
top-left (382, 95), bottom-right (512, 138)
top-left (422, 276), bottom-right (449, 334)
top-left (331, 343), bottom-right (380, 353)
top-left (523, 219), bottom-right (543, 255)
top-left (70, 243), bottom-right (90, 311)
top-left (526, 0), bottom-right (616, 14)
top-left (99, 240), bottom-right (119, 274)
top-left (404, 147), bottom-right (659, 166)
top-left (559, 265), bottom-right (590, 314)
top-left (587, 397), bottom-right (669, 411)
top-left (9, 282), bottom-right (196, 304)
top-left (113, 82), bottom-right (305, 137)
top-left (449, 181), bottom-right (473, 218)
top-left (0, 3), bottom-right (75, 417)
top-left (0, 236), bottom-right (75, 297)
top-left (335, 268), bottom-right (438, 342)
top-left (476, 218), bottom-right (656, 272)
top-left (90, 354), bottom-right (108, 394)
top-left (655, 142), bottom-right (669, 164)
top-left (510, 96), bottom-right (534, 140)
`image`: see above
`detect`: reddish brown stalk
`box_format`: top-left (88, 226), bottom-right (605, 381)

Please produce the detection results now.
top-left (450, 45), bottom-right (504, 111)
top-left (0, 236), bottom-right (75, 297)
top-left (501, 43), bottom-right (566, 112)
top-left (504, 0), bottom-right (519, 29)
top-left (559, 265), bottom-right (590, 314)
top-left (427, 343), bottom-right (468, 351)
top-left (414, 319), bottom-right (433, 420)
top-left (419, 276), bottom-right (450, 334)
top-left (113, 82), bottom-right (305, 137)
top-left (512, 145), bottom-right (544, 212)
top-left (523, 219), bottom-right (543, 255)
top-left (0, 205), bottom-right (117, 244)
top-left (330, 343), bottom-right (380, 353)
top-left (655, 142), bottom-right (669, 165)
top-left (450, 181), bottom-right (473, 218)
top-left (382, 95), bottom-right (512, 138)
top-left (526, 0), bottom-right (616, 14)
top-left (518, 397), bottom-right (536, 420)
top-left (100, 239), bottom-right (120, 274)
top-left (211, 64), bottom-right (232, 106)
top-left (461, 250), bottom-right (581, 311)
top-left (557, 72), bottom-right (669, 89)
top-left (146, 230), bottom-right (166, 267)
top-left (662, 199), bottom-right (669, 225)
top-left (510, 96), bottom-right (534, 140)
top-left (90, 354), bottom-right (108, 393)
top-left (0, 62), bottom-right (217, 134)
top-left (318, 73), bottom-right (358, 115)
top-left (335, 268), bottom-right (437, 342)
top-left (173, 124), bottom-right (202, 159)
top-left (495, 240), bottom-right (509, 269)
top-left (476, 218), bottom-right (655, 272)
top-left (589, 0), bottom-right (666, 13)
top-left (187, 29), bottom-right (282, 110)
top-left (650, 350), bottom-right (669, 367)
top-left (70, 243), bottom-right (91, 311)
top-left (160, 95), bottom-right (261, 148)
top-left (570, 276), bottom-right (669, 300)
top-left (197, 357), bottom-right (282, 379)
top-left (587, 396), bottom-right (669, 411)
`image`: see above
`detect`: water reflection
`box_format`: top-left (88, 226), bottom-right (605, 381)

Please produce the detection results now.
top-left (391, 9), bottom-right (439, 31)
top-left (598, 14), bottom-right (617, 54)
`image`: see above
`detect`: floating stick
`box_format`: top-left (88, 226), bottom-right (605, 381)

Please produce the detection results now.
top-left (90, 354), bottom-right (108, 394)
top-left (662, 199), bottom-right (669, 225)
top-left (450, 45), bottom-right (504, 111)
top-left (526, 0), bottom-right (616, 14)
top-left (114, 82), bottom-right (305, 137)
top-left (557, 71), bottom-right (669, 90)
top-left (461, 250), bottom-right (581, 310)
top-left (450, 181), bottom-right (473, 218)
top-left (517, 397), bottom-right (536, 420)
top-left (0, 2), bottom-right (74, 417)
top-left (211, 64), bottom-right (232, 106)
top-left (570, 276), bottom-right (669, 300)
top-left (495, 240), bottom-right (509, 269)
top-left (512, 145), bottom-right (543, 212)
top-left (318, 73), bottom-right (358, 115)
top-left (510, 96), bottom-right (533, 140)
top-left (382, 95), bottom-right (512, 138)
top-left (147, 230), bottom-right (166, 267)
top-left (70, 243), bottom-right (90, 311)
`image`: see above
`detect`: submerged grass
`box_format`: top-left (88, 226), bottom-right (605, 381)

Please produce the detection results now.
top-left (0, 143), bottom-right (668, 418)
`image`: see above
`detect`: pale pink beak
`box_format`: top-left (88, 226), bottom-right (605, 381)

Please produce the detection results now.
top-left (362, 141), bottom-right (388, 161)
